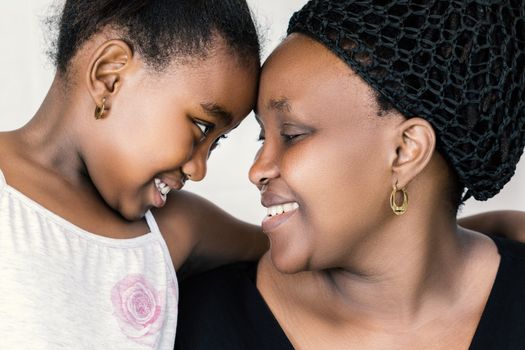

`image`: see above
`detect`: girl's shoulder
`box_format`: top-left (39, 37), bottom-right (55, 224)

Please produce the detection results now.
top-left (0, 133), bottom-right (16, 196)
top-left (0, 165), bottom-right (6, 196)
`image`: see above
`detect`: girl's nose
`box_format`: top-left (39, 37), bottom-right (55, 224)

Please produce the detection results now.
top-left (182, 147), bottom-right (208, 182)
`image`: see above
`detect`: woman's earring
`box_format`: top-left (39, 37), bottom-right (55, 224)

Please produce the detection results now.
top-left (94, 97), bottom-right (106, 120)
top-left (390, 182), bottom-right (408, 215)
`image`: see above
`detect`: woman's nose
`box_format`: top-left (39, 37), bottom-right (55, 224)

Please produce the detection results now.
top-left (249, 144), bottom-right (280, 189)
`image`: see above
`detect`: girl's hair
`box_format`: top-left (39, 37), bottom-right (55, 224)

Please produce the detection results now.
top-left (53, 0), bottom-right (261, 73)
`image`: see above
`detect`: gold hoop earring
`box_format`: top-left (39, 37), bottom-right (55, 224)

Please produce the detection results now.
top-left (94, 97), bottom-right (106, 120)
top-left (390, 182), bottom-right (408, 215)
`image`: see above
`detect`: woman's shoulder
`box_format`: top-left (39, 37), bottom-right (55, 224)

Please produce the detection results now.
top-left (491, 235), bottom-right (525, 265)
top-left (469, 236), bottom-right (525, 349)
top-left (486, 235), bottom-right (525, 301)
top-left (177, 261), bottom-right (259, 321)
top-left (176, 262), bottom-right (258, 348)
top-left (176, 261), bottom-right (294, 350)
top-left (180, 260), bottom-right (258, 291)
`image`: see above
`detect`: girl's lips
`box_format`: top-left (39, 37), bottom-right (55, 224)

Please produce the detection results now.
top-left (261, 207), bottom-right (299, 232)
top-left (152, 181), bottom-right (167, 208)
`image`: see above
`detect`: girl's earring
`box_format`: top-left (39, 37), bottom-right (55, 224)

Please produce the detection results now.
top-left (390, 181), bottom-right (408, 215)
top-left (94, 98), bottom-right (106, 120)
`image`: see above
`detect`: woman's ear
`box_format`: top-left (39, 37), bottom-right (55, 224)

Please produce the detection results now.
top-left (86, 39), bottom-right (133, 116)
top-left (391, 117), bottom-right (436, 188)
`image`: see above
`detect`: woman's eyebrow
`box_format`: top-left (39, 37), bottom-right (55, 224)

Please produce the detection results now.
top-left (268, 97), bottom-right (291, 113)
top-left (200, 102), bottom-right (233, 126)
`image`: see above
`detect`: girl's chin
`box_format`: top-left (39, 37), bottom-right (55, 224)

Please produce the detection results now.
top-left (117, 202), bottom-right (147, 222)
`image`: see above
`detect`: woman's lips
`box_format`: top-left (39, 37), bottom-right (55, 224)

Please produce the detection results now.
top-left (261, 202), bottom-right (299, 232)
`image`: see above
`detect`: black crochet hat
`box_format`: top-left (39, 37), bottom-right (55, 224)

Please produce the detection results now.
top-left (288, 0), bottom-right (525, 201)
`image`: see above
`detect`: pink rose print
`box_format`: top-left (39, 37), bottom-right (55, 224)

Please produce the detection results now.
top-left (111, 274), bottom-right (166, 348)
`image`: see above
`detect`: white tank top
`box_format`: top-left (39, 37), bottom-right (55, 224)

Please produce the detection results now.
top-left (0, 169), bottom-right (178, 349)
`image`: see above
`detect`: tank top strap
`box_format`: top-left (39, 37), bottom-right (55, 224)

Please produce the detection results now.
top-left (144, 210), bottom-right (178, 285)
top-left (0, 167), bottom-right (6, 196)
top-left (145, 210), bottom-right (162, 236)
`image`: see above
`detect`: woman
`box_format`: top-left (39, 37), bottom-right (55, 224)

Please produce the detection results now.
top-left (175, 0), bottom-right (525, 349)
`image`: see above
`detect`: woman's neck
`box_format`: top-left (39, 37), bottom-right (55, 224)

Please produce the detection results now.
top-left (260, 215), bottom-right (498, 331)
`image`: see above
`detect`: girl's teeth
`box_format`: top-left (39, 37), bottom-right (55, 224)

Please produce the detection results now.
top-left (154, 178), bottom-right (171, 196)
top-left (160, 186), bottom-right (170, 195)
top-left (267, 202), bottom-right (299, 217)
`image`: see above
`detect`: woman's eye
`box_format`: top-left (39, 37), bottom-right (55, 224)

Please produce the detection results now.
top-left (194, 120), bottom-right (214, 139)
top-left (280, 123), bottom-right (310, 144)
top-left (281, 133), bottom-right (304, 143)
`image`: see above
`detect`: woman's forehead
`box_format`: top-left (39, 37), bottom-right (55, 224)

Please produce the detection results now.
top-left (263, 34), bottom-right (348, 75)
top-left (258, 35), bottom-right (376, 118)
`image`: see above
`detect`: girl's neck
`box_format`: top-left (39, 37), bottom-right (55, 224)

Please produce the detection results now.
top-left (11, 75), bottom-right (89, 187)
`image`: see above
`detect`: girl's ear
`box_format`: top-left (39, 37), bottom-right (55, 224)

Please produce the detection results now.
top-left (86, 39), bottom-right (133, 116)
top-left (391, 117), bottom-right (436, 188)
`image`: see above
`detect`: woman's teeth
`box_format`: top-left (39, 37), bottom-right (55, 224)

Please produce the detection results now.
top-left (267, 202), bottom-right (299, 217)
top-left (154, 178), bottom-right (171, 199)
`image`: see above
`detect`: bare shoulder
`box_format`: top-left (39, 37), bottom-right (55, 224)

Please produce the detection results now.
top-left (152, 190), bottom-right (214, 269)
top-left (0, 132), bottom-right (20, 171)
top-left (0, 131), bottom-right (40, 185)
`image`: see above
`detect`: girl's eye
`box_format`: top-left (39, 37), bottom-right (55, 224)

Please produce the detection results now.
top-left (257, 129), bottom-right (265, 143)
top-left (210, 134), bottom-right (228, 152)
top-left (194, 120), bottom-right (215, 140)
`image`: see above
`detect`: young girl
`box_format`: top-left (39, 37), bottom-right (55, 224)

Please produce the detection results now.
top-left (0, 0), bottom-right (266, 348)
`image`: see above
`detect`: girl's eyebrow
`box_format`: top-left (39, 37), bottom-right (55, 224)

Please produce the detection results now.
top-left (200, 102), bottom-right (233, 126)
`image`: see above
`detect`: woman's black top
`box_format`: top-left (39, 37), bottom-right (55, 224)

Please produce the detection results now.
top-left (175, 236), bottom-right (525, 350)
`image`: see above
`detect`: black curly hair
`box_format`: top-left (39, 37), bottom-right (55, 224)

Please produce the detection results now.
top-left (53, 0), bottom-right (260, 73)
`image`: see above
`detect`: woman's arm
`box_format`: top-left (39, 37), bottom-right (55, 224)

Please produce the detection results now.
top-left (459, 210), bottom-right (525, 242)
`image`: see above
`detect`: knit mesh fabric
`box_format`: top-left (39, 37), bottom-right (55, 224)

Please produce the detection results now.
top-left (288, 0), bottom-right (525, 201)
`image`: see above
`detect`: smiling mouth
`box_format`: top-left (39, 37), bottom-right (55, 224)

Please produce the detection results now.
top-left (266, 202), bottom-right (299, 217)
top-left (154, 178), bottom-right (171, 202)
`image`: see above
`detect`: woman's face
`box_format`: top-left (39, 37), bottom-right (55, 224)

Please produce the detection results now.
top-left (250, 34), bottom-right (402, 273)
top-left (85, 45), bottom-right (258, 221)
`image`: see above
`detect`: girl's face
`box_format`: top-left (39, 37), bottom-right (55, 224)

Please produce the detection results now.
top-left (85, 48), bottom-right (258, 220)
top-left (250, 34), bottom-right (401, 273)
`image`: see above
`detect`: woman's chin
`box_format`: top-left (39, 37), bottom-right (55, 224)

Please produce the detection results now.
top-left (269, 247), bottom-right (310, 275)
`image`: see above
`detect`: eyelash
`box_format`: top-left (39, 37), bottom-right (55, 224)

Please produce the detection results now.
top-left (194, 120), bottom-right (215, 139)
top-left (210, 134), bottom-right (228, 150)
top-left (257, 130), bottom-right (265, 143)
top-left (281, 133), bottom-right (303, 143)
top-left (256, 131), bottom-right (304, 144)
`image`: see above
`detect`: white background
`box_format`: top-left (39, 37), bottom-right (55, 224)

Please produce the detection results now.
top-left (1, 0), bottom-right (523, 224)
